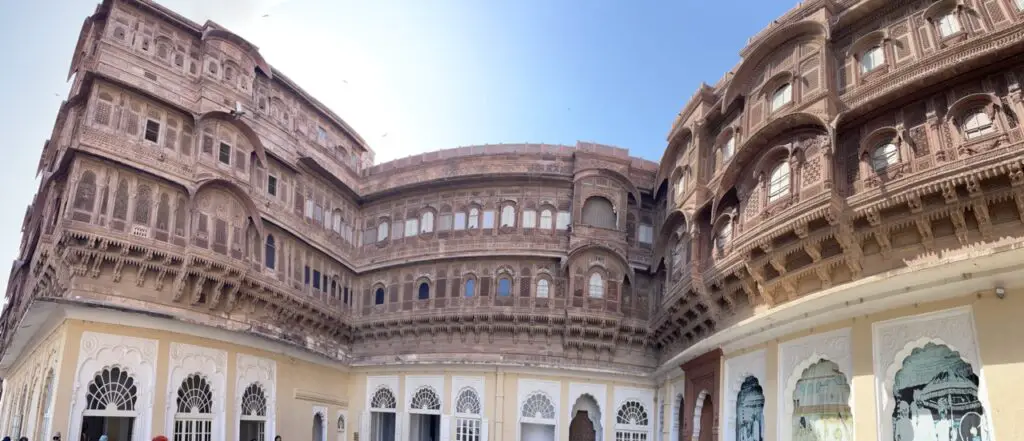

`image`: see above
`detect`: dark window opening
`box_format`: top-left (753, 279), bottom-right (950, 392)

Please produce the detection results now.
top-left (418, 282), bottom-right (430, 300)
top-left (267, 175), bottom-right (278, 196)
top-left (313, 270), bottom-right (321, 290)
top-left (218, 143), bottom-right (231, 165)
top-left (304, 266), bottom-right (310, 286)
top-left (374, 288), bottom-right (385, 305)
top-left (144, 120), bottom-right (160, 143)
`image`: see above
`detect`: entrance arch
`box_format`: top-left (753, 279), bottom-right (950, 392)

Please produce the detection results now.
top-left (81, 367), bottom-right (138, 441)
top-left (408, 386), bottom-right (441, 441)
top-left (569, 394), bottom-right (601, 441)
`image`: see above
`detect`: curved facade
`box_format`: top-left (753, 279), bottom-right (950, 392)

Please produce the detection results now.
top-left (2, 1), bottom-right (1024, 441)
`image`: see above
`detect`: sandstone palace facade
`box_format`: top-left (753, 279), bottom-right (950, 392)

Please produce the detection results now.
top-left (3, 0), bottom-right (1024, 441)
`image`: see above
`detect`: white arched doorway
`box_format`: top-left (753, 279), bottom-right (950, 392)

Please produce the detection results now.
top-left (454, 387), bottom-right (483, 441)
top-left (173, 374), bottom-right (215, 441)
top-left (370, 387), bottom-right (398, 441)
top-left (519, 392), bottom-right (556, 441)
top-left (81, 367), bottom-right (138, 441)
top-left (239, 383), bottom-right (268, 441)
top-left (408, 386), bottom-right (441, 441)
top-left (569, 394), bottom-right (601, 441)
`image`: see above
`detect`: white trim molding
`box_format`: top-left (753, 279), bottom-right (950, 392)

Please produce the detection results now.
top-left (236, 353), bottom-right (277, 441)
top-left (721, 349), bottom-right (766, 441)
top-left (777, 328), bottom-right (853, 441)
top-left (166, 343), bottom-right (227, 441)
top-left (68, 331), bottom-right (158, 441)
top-left (517, 378), bottom-right (560, 441)
top-left (405, 375), bottom-right (445, 414)
top-left (451, 376), bottom-right (486, 415)
top-left (872, 306), bottom-right (996, 441)
top-left (613, 386), bottom-right (657, 441)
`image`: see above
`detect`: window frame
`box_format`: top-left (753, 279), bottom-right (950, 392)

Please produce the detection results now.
top-left (587, 273), bottom-right (604, 299)
top-left (144, 119), bottom-right (161, 144)
top-left (500, 205), bottom-right (516, 228)
top-left (870, 142), bottom-right (900, 172)
top-left (376, 221), bottom-right (389, 243)
top-left (496, 276), bottom-right (513, 297)
top-left (860, 45), bottom-right (885, 74)
top-left (937, 11), bottom-right (961, 38)
top-left (961, 108), bottom-right (996, 140)
top-left (536, 278), bottom-right (550, 298)
top-left (374, 287), bottom-right (386, 305)
top-left (218, 142), bottom-right (232, 166)
top-left (767, 161), bottom-right (791, 203)
top-left (770, 83), bottom-right (793, 112)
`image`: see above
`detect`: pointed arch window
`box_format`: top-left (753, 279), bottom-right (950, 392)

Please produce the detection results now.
top-left (468, 208), bottom-right (480, 229)
top-left (962, 109), bottom-right (995, 140)
top-left (676, 174), bottom-right (686, 200)
top-left (376, 221), bottom-right (389, 243)
top-left (588, 273), bottom-right (604, 298)
top-left (871, 143), bottom-right (900, 171)
top-left (715, 222), bottom-right (732, 257)
top-left (374, 287), bottom-right (386, 305)
top-left (768, 162), bottom-right (791, 202)
top-left (265, 235), bottom-right (276, 269)
top-left (771, 83), bottom-right (792, 111)
top-left (536, 279), bottom-right (550, 298)
top-left (721, 135), bottom-right (735, 162)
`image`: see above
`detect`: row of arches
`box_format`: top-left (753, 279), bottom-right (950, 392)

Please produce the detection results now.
top-left (368, 272), bottom-right (605, 306)
top-left (368, 205), bottom-right (573, 246)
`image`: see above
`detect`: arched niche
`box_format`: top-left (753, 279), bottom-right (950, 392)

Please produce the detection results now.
top-left (189, 179), bottom-right (264, 258)
top-left (196, 112), bottom-right (269, 167)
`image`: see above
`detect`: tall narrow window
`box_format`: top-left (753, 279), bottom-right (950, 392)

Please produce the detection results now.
top-left (418, 282), bottom-right (430, 300)
top-left (219, 142), bottom-right (232, 165)
top-left (145, 120), bottom-right (161, 143)
top-left (500, 206), bottom-right (515, 227)
top-left (265, 235), bottom-right (276, 269)
top-left (454, 212), bottom-right (467, 230)
top-left (465, 279), bottom-right (476, 297)
top-left (468, 208), bottom-right (480, 229)
top-left (374, 287), bottom-right (385, 305)
top-left (376, 222), bottom-right (389, 242)
top-left (638, 225), bottom-right (654, 245)
top-left (768, 162), bottom-right (791, 202)
top-left (721, 135), bottom-right (735, 162)
top-left (715, 222), bottom-right (732, 256)
top-left (522, 210), bottom-right (536, 228)
top-left (540, 210), bottom-right (553, 229)
top-left (497, 277), bottom-right (512, 296)
top-left (676, 175), bottom-right (686, 200)
top-left (871, 143), bottom-right (899, 171)
top-left (861, 46), bottom-right (884, 73)
top-left (173, 374), bottom-right (214, 441)
top-left (588, 273), bottom-right (604, 298)
top-left (963, 109), bottom-right (995, 139)
top-left (482, 210), bottom-right (495, 228)
top-left (405, 218), bottom-right (418, 237)
top-left (771, 83), bottom-right (792, 111)
top-left (556, 211), bottom-right (571, 230)
top-left (536, 279), bottom-right (550, 298)
top-left (421, 212), bottom-right (434, 233)
top-left (267, 175), bottom-right (278, 197)
top-left (938, 12), bottom-right (961, 37)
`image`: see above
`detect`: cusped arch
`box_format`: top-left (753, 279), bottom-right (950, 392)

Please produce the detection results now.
top-left (200, 29), bottom-right (272, 76)
top-left (652, 208), bottom-right (692, 269)
top-left (782, 354), bottom-right (853, 424)
top-left (190, 178), bottom-right (265, 239)
top-left (947, 93), bottom-right (1001, 125)
top-left (567, 243), bottom-right (633, 283)
top-left (574, 168), bottom-right (641, 203)
top-left (715, 114), bottom-right (829, 196)
top-left (196, 111), bottom-right (268, 167)
top-left (724, 20), bottom-right (831, 110)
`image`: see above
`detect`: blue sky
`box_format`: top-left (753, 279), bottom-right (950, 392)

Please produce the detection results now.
top-left (0, 0), bottom-right (796, 295)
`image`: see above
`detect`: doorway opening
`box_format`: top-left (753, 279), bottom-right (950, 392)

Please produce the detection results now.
top-left (569, 394), bottom-right (601, 441)
top-left (408, 386), bottom-right (442, 441)
top-left (80, 367), bottom-right (138, 441)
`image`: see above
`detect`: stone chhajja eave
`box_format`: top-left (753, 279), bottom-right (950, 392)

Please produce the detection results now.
top-left (732, 191), bottom-right (835, 257)
top-left (840, 24), bottom-right (1024, 119)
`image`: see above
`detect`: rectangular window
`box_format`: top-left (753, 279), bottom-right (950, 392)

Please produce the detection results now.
top-left (144, 120), bottom-right (161, 143)
top-left (304, 199), bottom-right (314, 219)
top-left (392, 221), bottom-right (404, 239)
top-left (454, 212), bottom-right (466, 230)
top-left (482, 210), bottom-right (495, 229)
top-left (267, 175), bottom-right (278, 197)
top-left (304, 266), bottom-right (310, 286)
top-left (314, 204), bottom-right (324, 226)
top-left (218, 142), bottom-right (231, 165)
top-left (438, 213), bottom-right (453, 231)
top-left (405, 218), bottom-right (418, 237)
top-left (639, 224), bottom-right (654, 244)
top-left (556, 211), bottom-right (571, 230)
top-left (522, 210), bottom-right (536, 228)
top-left (313, 270), bottom-right (321, 290)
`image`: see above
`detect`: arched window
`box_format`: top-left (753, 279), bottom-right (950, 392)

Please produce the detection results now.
top-left (615, 400), bottom-right (650, 441)
top-left (10, 385), bottom-right (26, 439)
top-left (454, 388), bottom-right (482, 441)
top-left (73, 171), bottom-right (97, 216)
top-left (465, 279), bottom-right (476, 297)
top-left (588, 273), bottom-right (604, 298)
top-left (540, 210), bottom-right (554, 229)
top-left (265, 235), bottom-right (276, 269)
top-left (418, 282), bottom-right (430, 300)
top-left (421, 212), bottom-right (434, 233)
top-left (768, 162), bottom-right (791, 202)
top-left (963, 109), bottom-right (995, 139)
top-left (468, 208), bottom-right (480, 229)
top-left (240, 383), bottom-right (268, 441)
top-left (86, 367), bottom-right (138, 412)
top-left (174, 374), bottom-right (214, 441)
top-left (721, 135), bottom-right (735, 162)
top-left (520, 391), bottom-right (555, 421)
top-left (313, 411), bottom-right (326, 441)
top-left (497, 277), bottom-right (512, 296)
top-left (582, 197), bottom-right (616, 229)
top-left (715, 222), bottom-right (732, 256)
top-left (771, 83), bottom-right (792, 111)
top-left (333, 210), bottom-right (343, 234)
top-left (369, 387), bottom-right (397, 441)
top-left (938, 12), bottom-right (961, 37)
top-left (861, 46), bottom-right (884, 73)
top-left (374, 287), bottom-right (386, 305)
top-left (871, 143), bottom-right (899, 171)
top-left (536, 279), bottom-right (550, 298)
top-left (501, 205), bottom-right (516, 227)
top-left (376, 221), bottom-right (389, 242)
top-left (676, 175), bottom-right (686, 200)
top-left (36, 369), bottom-right (56, 441)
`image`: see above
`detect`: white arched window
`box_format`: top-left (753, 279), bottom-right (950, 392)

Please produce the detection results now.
top-left (871, 143), bottom-right (899, 171)
top-left (768, 162), bottom-right (791, 202)
top-left (455, 388), bottom-right (482, 441)
top-left (421, 212), bottom-right (434, 233)
top-left (501, 205), bottom-right (516, 227)
top-left (174, 374), bottom-right (214, 441)
top-left (771, 83), bottom-right (792, 111)
top-left (615, 401), bottom-right (650, 441)
top-left (715, 222), bottom-right (732, 257)
top-left (240, 383), bottom-right (268, 441)
top-left (468, 208), bottom-right (480, 229)
top-left (369, 387), bottom-right (397, 441)
top-left (539, 210), bottom-right (553, 229)
top-left (84, 366), bottom-right (138, 418)
top-left (860, 46), bottom-right (884, 73)
top-left (938, 12), bottom-right (961, 37)
top-left (721, 135), bottom-right (735, 162)
top-left (676, 175), bottom-right (686, 200)
top-left (376, 222), bottom-right (389, 242)
top-left (520, 391), bottom-right (556, 424)
top-left (588, 273), bottom-right (604, 298)
top-left (536, 279), bottom-right (550, 298)
top-left (963, 109), bottom-right (995, 139)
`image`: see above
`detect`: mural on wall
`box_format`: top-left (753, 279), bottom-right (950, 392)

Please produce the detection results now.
top-left (891, 343), bottom-right (988, 441)
top-left (792, 360), bottom-right (852, 441)
top-left (736, 377), bottom-right (764, 441)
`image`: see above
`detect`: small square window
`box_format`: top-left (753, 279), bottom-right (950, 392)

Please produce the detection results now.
top-left (218, 143), bottom-right (231, 165)
top-left (144, 120), bottom-right (160, 143)
top-left (267, 175), bottom-right (278, 196)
